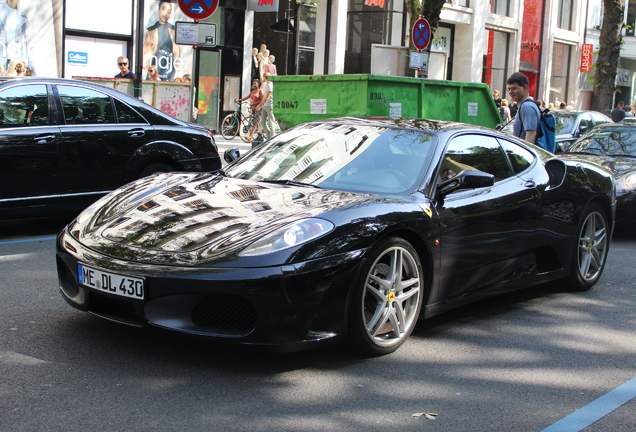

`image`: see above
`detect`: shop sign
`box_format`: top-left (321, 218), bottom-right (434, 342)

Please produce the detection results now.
top-left (365, 0), bottom-right (386, 7)
top-left (616, 68), bottom-right (632, 86)
top-left (247, 0), bottom-right (279, 12)
top-left (68, 51), bottom-right (88, 65)
top-left (580, 43), bottom-right (593, 73)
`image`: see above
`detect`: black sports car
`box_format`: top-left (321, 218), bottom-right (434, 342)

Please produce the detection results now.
top-left (0, 78), bottom-right (221, 219)
top-left (56, 118), bottom-right (615, 355)
top-left (564, 122), bottom-right (636, 223)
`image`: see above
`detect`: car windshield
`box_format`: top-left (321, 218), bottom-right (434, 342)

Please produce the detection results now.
top-left (225, 123), bottom-right (436, 194)
top-left (555, 113), bottom-right (578, 134)
top-left (567, 127), bottom-right (636, 156)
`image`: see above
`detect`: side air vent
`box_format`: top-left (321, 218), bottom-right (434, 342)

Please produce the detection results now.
top-left (545, 160), bottom-right (567, 189)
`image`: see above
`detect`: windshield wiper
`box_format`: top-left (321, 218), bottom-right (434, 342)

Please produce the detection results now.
top-left (260, 179), bottom-right (321, 188)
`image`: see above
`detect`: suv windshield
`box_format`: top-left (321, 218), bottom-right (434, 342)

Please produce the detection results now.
top-left (225, 123), bottom-right (436, 194)
top-left (567, 126), bottom-right (636, 156)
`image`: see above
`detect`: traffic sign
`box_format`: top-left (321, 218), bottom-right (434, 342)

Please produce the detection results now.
top-left (178, 0), bottom-right (219, 20)
top-left (412, 17), bottom-right (431, 51)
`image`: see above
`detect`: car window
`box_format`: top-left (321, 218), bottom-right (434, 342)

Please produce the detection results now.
top-left (113, 98), bottom-right (147, 124)
top-left (442, 135), bottom-right (512, 182)
top-left (498, 139), bottom-right (535, 174)
top-left (555, 113), bottom-right (577, 134)
top-left (591, 112), bottom-right (611, 126)
top-left (579, 113), bottom-right (593, 131)
top-left (57, 85), bottom-right (115, 125)
top-left (0, 84), bottom-right (49, 127)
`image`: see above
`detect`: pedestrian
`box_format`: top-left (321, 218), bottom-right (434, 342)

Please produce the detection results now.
top-left (559, 102), bottom-right (567, 110)
top-left (507, 72), bottom-right (540, 144)
top-left (611, 101), bottom-right (626, 122)
top-left (114, 56), bottom-right (135, 79)
top-left (235, 78), bottom-right (263, 140)
top-left (499, 98), bottom-right (511, 122)
top-left (147, 65), bottom-right (160, 81)
top-left (509, 100), bottom-right (518, 118)
top-left (625, 106), bottom-right (635, 117)
top-left (492, 89), bottom-right (502, 108)
top-left (257, 72), bottom-right (277, 139)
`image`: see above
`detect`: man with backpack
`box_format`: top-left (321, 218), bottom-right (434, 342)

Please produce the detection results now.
top-left (507, 72), bottom-right (540, 145)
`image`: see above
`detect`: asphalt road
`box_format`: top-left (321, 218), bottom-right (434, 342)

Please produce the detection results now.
top-left (1, 218), bottom-right (635, 431)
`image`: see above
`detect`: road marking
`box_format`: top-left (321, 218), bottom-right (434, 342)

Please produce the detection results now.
top-left (541, 376), bottom-right (636, 431)
top-left (0, 236), bottom-right (56, 245)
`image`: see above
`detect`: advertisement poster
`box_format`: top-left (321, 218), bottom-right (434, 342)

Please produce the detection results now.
top-left (0, 0), bottom-right (61, 77)
top-left (143, 0), bottom-right (193, 81)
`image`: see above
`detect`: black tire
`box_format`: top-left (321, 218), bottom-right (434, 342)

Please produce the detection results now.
top-left (240, 116), bottom-right (259, 143)
top-left (564, 203), bottom-right (609, 291)
top-left (221, 114), bottom-right (239, 140)
top-left (137, 162), bottom-right (174, 179)
top-left (347, 237), bottom-right (424, 356)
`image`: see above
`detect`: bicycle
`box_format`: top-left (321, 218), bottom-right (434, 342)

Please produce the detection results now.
top-left (220, 102), bottom-right (250, 140)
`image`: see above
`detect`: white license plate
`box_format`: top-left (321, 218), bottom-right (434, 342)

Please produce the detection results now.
top-left (77, 264), bottom-right (145, 300)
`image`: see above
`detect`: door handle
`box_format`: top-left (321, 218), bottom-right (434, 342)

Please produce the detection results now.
top-left (34, 135), bottom-right (56, 144)
top-left (127, 129), bottom-right (145, 138)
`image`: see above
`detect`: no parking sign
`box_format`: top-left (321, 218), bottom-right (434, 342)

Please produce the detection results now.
top-left (412, 17), bottom-right (431, 51)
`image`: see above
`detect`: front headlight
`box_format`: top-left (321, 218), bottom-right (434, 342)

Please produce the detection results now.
top-left (239, 218), bottom-right (335, 256)
top-left (617, 173), bottom-right (636, 193)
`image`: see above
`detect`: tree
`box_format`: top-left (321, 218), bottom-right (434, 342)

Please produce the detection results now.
top-left (404, 0), bottom-right (447, 51)
top-left (591, 0), bottom-right (626, 113)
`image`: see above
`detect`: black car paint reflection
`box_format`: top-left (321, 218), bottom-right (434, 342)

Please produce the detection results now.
top-left (56, 117), bottom-right (615, 355)
top-left (0, 78), bottom-right (221, 219)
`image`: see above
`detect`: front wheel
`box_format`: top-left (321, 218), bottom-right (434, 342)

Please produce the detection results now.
top-left (565, 203), bottom-right (609, 291)
top-left (221, 114), bottom-right (239, 140)
top-left (347, 237), bottom-right (424, 356)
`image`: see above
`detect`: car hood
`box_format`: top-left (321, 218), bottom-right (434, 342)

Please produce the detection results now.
top-left (69, 172), bottom-right (372, 265)
top-left (561, 153), bottom-right (636, 178)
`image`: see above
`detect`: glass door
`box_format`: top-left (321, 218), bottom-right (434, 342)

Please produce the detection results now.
top-left (195, 50), bottom-right (221, 132)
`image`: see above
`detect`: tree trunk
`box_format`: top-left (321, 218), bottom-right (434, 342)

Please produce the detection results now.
top-left (592, 0), bottom-right (626, 113)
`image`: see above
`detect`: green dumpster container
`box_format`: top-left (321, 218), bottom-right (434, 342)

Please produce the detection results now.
top-left (270, 74), bottom-right (502, 130)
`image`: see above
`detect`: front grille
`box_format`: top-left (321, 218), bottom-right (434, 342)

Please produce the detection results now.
top-left (191, 294), bottom-right (257, 335)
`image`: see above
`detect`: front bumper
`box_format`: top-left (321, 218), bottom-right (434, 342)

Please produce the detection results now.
top-left (56, 230), bottom-right (366, 351)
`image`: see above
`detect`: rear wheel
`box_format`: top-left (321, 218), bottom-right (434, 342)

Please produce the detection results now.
top-left (347, 237), bottom-right (424, 356)
top-left (565, 203), bottom-right (609, 291)
top-left (241, 116), bottom-right (259, 143)
top-left (221, 114), bottom-right (239, 140)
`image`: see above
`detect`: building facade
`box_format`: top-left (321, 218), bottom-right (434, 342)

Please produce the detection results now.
top-left (5, 0), bottom-right (635, 133)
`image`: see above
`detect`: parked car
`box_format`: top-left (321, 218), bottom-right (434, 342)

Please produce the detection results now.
top-left (500, 109), bottom-right (612, 153)
top-left (0, 77), bottom-right (221, 219)
top-left (56, 117), bottom-right (615, 355)
top-left (564, 122), bottom-right (636, 223)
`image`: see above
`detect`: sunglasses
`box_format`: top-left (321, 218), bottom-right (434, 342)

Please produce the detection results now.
top-left (118, 62), bottom-right (128, 66)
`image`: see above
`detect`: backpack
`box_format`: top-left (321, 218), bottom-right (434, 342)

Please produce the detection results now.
top-left (520, 100), bottom-right (556, 153)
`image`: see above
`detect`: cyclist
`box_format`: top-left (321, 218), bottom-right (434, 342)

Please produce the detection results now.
top-left (235, 79), bottom-right (263, 141)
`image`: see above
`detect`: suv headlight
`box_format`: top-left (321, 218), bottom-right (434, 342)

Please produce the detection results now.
top-left (617, 173), bottom-right (636, 193)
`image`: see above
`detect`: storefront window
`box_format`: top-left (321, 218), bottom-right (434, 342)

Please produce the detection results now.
top-left (345, 0), bottom-right (406, 74)
top-left (297, 3), bottom-right (317, 75)
top-left (627, 0), bottom-right (636, 36)
top-left (482, 30), bottom-right (509, 97)
top-left (550, 42), bottom-right (572, 105)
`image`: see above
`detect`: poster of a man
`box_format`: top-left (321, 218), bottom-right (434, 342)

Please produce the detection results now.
top-left (0, 0), bottom-right (33, 74)
top-left (143, 0), bottom-right (180, 81)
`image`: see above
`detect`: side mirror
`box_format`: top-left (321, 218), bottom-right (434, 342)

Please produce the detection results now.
top-left (224, 147), bottom-right (240, 163)
top-left (578, 125), bottom-right (588, 135)
top-left (437, 169), bottom-right (495, 195)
